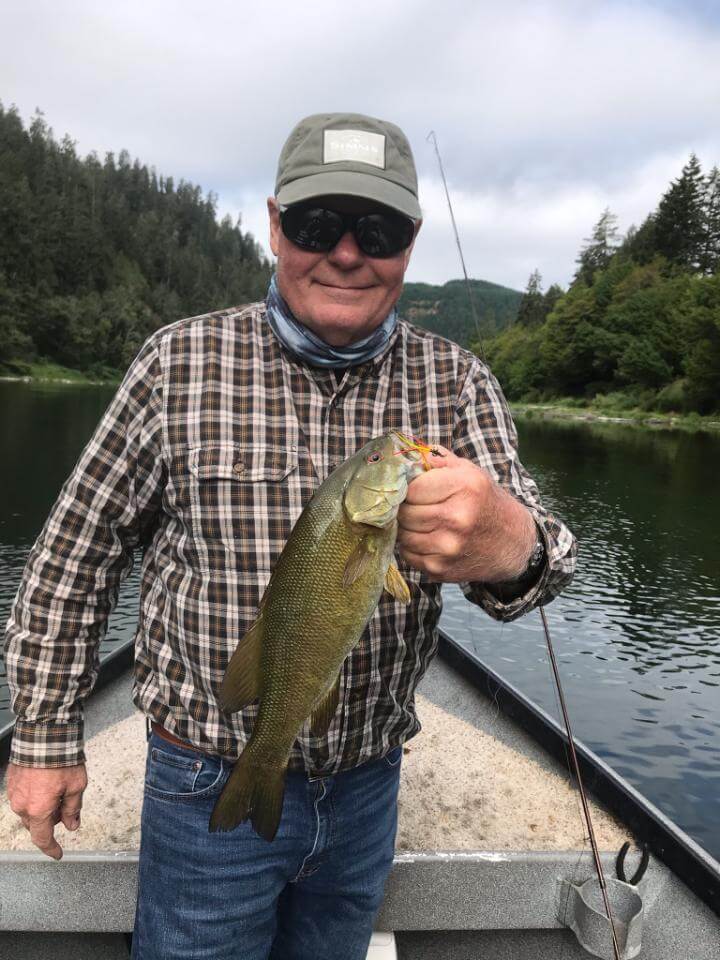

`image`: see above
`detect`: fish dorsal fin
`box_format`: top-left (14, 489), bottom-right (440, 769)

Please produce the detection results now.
top-left (218, 617), bottom-right (264, 713)
top-left (309, 673), bottom-right (341, 737)
top-left (384, 561), bottom-right (411, 604)
top-left (342, 535), bottom-right (377, 588)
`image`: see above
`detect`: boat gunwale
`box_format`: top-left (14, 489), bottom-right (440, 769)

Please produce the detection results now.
top-left (436, 630), bottom-right (720, 917)
top-left (1, 631), bottom-right (718, 920)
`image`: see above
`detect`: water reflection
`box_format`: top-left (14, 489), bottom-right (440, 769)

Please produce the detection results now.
top-left (440, 416), bottom-right (720, 862)
top-left (0, 381), bottom-right (141, 723)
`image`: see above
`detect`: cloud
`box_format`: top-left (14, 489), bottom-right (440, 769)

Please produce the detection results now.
top-left (2, 0), bottom-right (720, 289)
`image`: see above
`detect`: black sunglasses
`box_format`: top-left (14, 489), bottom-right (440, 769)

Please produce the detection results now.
top-left (279, 203), bottom-right (416, 259)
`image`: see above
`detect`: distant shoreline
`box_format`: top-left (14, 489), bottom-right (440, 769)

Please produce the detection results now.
top-left (3, 369), bottom-right (719, 434)
top-left (0, 363), bottom-right (120, 387)
top-left (511, 402), bottom-right (720, 433)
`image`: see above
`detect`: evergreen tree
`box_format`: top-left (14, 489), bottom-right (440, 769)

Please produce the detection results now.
top-left (573, 208), bottom-right (620, 286)
top-left (700, 165), bottom-right (720, 275)
top-left (542, 283), bottom-right (564, 317)
top-left (682, 273), bottom-right (720, 412)
top-left (654, 154), bottom-right (706, 271)
top-left (516, 269), bottom-right (545, 327)
top-left (0, 101), bottom-right (273, 374)
top-left (620, 216), bottom-right (658, 265)
top-left (485, 155), bottom-right (720, 414)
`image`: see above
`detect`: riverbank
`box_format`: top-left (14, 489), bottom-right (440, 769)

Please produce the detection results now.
top-left (3, 367), bottom-right (719, 434)
top-left (511, 401), bottom-right (720, 433)
top-left (0, 361), bottom-right (121, 386)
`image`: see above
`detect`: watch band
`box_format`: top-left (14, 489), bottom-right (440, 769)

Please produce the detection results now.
top-left (522, 525), bottom-right (546, 577)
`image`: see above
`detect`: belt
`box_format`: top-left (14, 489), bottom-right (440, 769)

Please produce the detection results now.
top-left (149, 721), bottom-right (344, 779)
top-left (151, 721), bottom-right (209, 754)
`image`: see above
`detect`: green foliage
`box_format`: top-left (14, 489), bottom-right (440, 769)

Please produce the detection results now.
top-left (654, 154), bottom-right (706, 271)
top-left (0, 103), bottom-right (272, 375)
top-left (516, 269), bottom-right (547, 328)
top-left (398, 279), bottom-right (521, 348)
top-left (484, 323), bottom-right (545, 400)
top-left (700, 166), bottom-right (720, 275)
top-left (573, 208), bottom-right (621, 286)
top-left (655, 379), bottom-right (692, 413)
top-left (681, 272), bottom-right (720, 413)
top-left (486, 154), bottom-right (720, 414)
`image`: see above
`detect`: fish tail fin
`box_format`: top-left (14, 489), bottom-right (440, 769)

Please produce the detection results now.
top-left (209, 747), bottom-right (287, 841)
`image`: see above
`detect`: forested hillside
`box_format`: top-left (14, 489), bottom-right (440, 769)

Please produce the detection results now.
top-left (399, 279), bottom-right (521, 347)
top-left (485, 155), bottom-right (720, 414)
top-left (0, 104), bottom-right (272, 376)
top-left (0, 106), bottom-right (522, 377)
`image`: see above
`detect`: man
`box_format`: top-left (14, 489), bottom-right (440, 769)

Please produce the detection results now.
top-left (5, 112), bottom-right (576, 959)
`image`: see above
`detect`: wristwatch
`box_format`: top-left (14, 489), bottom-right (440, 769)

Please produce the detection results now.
top-left (520, 524), bottom-right (546, 581)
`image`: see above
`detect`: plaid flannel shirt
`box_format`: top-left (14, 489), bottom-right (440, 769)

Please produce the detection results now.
top-left (4, 302), bottom-right (577, 771)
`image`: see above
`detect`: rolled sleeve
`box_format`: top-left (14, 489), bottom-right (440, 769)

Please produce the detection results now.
top-left (452, 358), bottom-right (577, 623)
top-left (3, 336), bottom-right (165, 766)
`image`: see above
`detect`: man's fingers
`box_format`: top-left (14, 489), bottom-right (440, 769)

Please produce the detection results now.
top-left (60, 788), bottom-right (83, 831)
top-left (397, 531), bottom-right (434, 556)
top-left (397, 502), bottom-right (442, 533)
top-left (60, 807), bottom-right (81, 831)
top-left (397, 547), bottom-right (448, 581)
top-left (6, 762), bottom-right (88, 857)
top-left (28, 814), bottom-right (63, 860)
top-left (405, 468), bottom-right (458, 505)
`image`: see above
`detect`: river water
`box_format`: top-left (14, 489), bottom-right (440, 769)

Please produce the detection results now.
top-left (1, 382), bottom-right (719, 862)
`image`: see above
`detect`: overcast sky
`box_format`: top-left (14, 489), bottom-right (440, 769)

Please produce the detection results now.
top-left (3, 0), bottom-right (720, 292)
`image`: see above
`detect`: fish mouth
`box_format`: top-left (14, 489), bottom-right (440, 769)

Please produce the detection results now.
top-left (391, 431), bottom-right (436, 479)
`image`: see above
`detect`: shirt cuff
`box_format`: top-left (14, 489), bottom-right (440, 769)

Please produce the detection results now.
top-left (9, 719), bottom-right (86, 768)
top-left (459, 518), bottom-right (553, 623)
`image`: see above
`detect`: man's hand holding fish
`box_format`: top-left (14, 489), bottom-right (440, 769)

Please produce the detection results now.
top-left (398, 445), bottom-right (540, 585)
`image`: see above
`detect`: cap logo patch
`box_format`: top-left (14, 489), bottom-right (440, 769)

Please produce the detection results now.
top-left (323, 129), bottom-right (386, 169)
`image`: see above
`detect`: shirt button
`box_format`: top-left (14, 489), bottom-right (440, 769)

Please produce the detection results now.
top-left (232, 461), bottom-right (245, 476)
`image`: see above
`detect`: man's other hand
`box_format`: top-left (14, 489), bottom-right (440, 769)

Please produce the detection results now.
top-left (397, 445), bottom-right (537, 584)
top-left (6, 762), bottom-right (88, 860)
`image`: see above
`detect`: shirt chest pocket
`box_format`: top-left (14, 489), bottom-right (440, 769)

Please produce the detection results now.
top-left (178, 444), bottom-right (299, 572)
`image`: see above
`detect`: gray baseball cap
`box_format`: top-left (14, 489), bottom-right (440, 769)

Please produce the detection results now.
top-left (275, 112), bottom-right (421, 219)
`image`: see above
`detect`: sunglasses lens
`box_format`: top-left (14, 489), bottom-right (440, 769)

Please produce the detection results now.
top-left (280, 205), bottom-right (415, 258)
top-left (355, 213), bottom-right (415, 258)
top-left (280, 207), bottom-right (345, 252)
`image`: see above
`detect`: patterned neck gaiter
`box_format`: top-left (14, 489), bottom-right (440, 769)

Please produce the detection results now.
top-left (265, 273), bottom-right (398, 369)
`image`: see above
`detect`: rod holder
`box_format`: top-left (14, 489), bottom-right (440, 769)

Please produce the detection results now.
top-left (557, 876), bottom-right (644, 959)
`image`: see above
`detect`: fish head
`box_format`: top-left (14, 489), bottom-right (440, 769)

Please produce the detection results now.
top-left (343, 431), bottom-right (434, 528)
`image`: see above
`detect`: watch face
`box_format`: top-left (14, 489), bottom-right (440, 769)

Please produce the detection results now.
top-left (529, 538), bottom-right (545, 568)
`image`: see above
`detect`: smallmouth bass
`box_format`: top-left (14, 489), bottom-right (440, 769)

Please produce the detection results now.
top-left (209, 431), bottom-right (432, 840)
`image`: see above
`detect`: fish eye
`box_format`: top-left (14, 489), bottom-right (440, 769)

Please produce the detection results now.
top-left (367, 452), bottom-right (384, 463)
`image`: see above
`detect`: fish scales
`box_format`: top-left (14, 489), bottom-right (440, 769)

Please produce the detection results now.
top-left (209, 431), bottom-right (431, 840)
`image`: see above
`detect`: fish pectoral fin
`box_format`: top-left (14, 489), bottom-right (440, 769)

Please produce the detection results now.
top-left (342, 536), bottom-right (376, 588)
top-left (218, 618), bottom-right (264, 713)
top-left (384, 562), bottom-right (411, 604)
top-left (309, 674), bottom-right (341, 737)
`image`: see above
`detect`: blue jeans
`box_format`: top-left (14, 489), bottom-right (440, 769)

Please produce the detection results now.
top-left (131, 731), bottom-right (402, 960)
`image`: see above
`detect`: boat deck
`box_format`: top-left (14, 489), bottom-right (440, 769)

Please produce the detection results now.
top-left (2, 653), bottom-right (719, 959)
top-left (0, 656), bottom-right (627, 854)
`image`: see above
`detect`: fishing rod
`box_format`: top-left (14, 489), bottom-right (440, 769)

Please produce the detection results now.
top-left (426, 131), bottom-right (485, 360)
top-left (428, 130), bottom-right (623, 960)
top-left (540, 608), bottom-right (622, 960)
